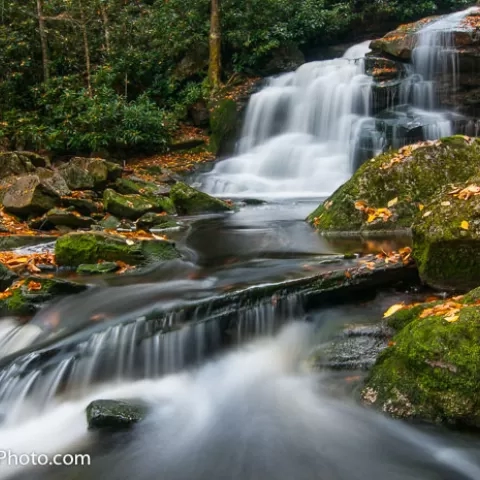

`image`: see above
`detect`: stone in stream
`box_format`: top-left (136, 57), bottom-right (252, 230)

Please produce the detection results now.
top-left (55, 231), bottom-right (180, 267)
top-left (0, 276), bottom-right (87, 315)
top-left (103, 188), bottom-right (175, 220)
top-left (77, 262), bottom-right (119, 275)
top-left (308, 136), bottom-right (480, 234)
top-left (363, 286), bottom-right (480, 429)
top-left (170, 182), bottom-right (232, 215)
top-left (136, 212), bottom-right (180, 231)
top-left (86, 399), bottom-right (146, 430)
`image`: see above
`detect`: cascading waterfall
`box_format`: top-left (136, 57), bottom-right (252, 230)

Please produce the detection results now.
top-left (202, 7), bottom-right (479, 199)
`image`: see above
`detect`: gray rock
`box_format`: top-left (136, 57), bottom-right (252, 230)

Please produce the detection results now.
top-left (86, 399), bottom-right (146, 430)
top-left (0, 263), bottom-right (18, 291)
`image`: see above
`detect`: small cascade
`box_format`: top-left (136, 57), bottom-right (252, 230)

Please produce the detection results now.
top-left (202, 7), bottom-right (479, 199)
top-left (0, 291), bottom-right (303, 424)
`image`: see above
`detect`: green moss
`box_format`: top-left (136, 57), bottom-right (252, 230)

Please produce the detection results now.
top-left (412, 178), bottom-right (480, 290)
top-left (364, 297), bottom-right (480, 428)
top-left (209, 99), bottom-right (238, 155)
top-left (308, 137), bottom-right (480, 233)
top-left (386, 303), bottom-right (429, 331)
top-left (55, 231), bottom-right (180, 267)
top-left (170, 182), bottom-right (232, 215)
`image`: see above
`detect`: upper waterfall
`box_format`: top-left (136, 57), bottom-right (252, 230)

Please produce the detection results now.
top-left (201, 7), bottom-right (478, 199)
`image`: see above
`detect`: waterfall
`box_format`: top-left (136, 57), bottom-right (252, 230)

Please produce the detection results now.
top-left (202, 7), bottom-right (479, 199)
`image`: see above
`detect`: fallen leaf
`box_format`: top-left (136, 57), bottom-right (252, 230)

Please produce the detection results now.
top-left (423, 211), bottom-right (432, 217)
top-left (383, 303), bottom-right (405, 318)
top-left (387, 197), bottom-right (398, 207)
top-left (460, 220), bottom-right (469, 230)
top-left (445, 314), bottom-right (459, 323)
top-left (418, 203), bottom-right (425, 211)
top-left (27, 281), bottom-right (42, 291)
top-left (441, 201), bottom-right (451, 206)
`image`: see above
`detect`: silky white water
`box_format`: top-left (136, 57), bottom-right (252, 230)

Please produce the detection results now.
top-left (202, 7), bottom-right (478, 199)
top-left (1, 324), bottom-right (480, 480)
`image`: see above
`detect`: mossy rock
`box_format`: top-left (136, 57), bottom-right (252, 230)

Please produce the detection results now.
top-left (103, 189), bottom-right (174, 220)
top-left (170, 182), bottom-right (232, 215)
top-left (114, 177), bottom-right (169, 197)
top-left (45, 208), bottom-right (96, 229)
top-left (77, 262), bottom-right (119, 275)
top-left (99, 214), bottom-right (121, 230)
top-left (209, 99), bottom-right (238, 156)
top-left (363, 294), bottom-right (480, 428)
top-left (136, 212), bottom-right (180, 231)
top-left (86, 399), bottom-right (146, 430)
top-left (0, 276), bottom-right (87, 315)
top-left (308, 137), bottom-right (480, 234)
top-left (412, 178), bottom-right (480, 291)
top-left (55, 231), bottom-right (180, 267)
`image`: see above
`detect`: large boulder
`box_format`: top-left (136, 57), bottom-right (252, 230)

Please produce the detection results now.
top-left (0, 151), bottom-right (47, 180)
top-left (2, 174), bottom-right (62, 217)
top-left (412, 176), bottom-right (480, 291)
top-left (45, 208), bottom-right (96, 230)
top-left (58, 157), bottom-right (122, 190)
top-left (86, 399), bottom-right (146, 430)
top-left (308, 136), bottom-right (480, 233)
top-left (170, 182), bottom-right (232, 215)
top-left (55, 231), bottom-right (180, 267)
top-left (103, 189), bottom-right (174, 220)
top-left (363, 290), bottom-right (480, 429)
top-left (36, 168), bottom-right (71, 197)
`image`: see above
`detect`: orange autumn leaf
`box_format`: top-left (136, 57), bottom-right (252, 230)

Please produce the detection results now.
top-left (383, 303), bottom-right (405, 318)
top-left (27, 281), bottom-right (42, 291)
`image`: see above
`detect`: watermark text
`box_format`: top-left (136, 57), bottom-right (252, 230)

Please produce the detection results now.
top-left (0, 450), bottom-right (91, 467)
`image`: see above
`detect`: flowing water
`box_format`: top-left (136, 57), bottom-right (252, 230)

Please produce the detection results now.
top-left (1, 7), bottom-right (480, 480)
top-left (201, 7), bottom-right (479, 199)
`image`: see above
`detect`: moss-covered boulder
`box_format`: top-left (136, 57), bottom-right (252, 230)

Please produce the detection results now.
top-left (0, 277), bottom-right (87, 315)
top-left (363, 292), bottom-right (480, 428)
top-left (103, 188), bottom-right (174, 220)
top-left (86, 399), bottom-right (146, 430)
top-left (58, 157), bottom-right (121, 191)
top-left (308, 137), bottom-right (480, 234)
top-left (114, 177), bottom-right (170, 197)
top-left (170, 182), bottom-right (232, 215)
top-left (0, 151), bottom-right (46, 180)
top-left (412, 177), bottom-right (480, 291)
top-left (55, 231), bottom-right (180, 267)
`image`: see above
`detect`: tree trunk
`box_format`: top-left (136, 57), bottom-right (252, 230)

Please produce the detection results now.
top-left (79, 0), bottom-right (92, 96)
top-left (208, 0), bottom-right (221, 90)
top-left (36, 0), bottom-right (50, 81)
top-left (100, 4), bottom-right (111, 54)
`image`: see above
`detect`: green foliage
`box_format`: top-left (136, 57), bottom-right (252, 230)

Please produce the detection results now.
top-left (0, 0), bottom-right (475, 155)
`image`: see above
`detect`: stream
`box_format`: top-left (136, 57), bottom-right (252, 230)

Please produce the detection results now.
top-left (1, 6), bottom-right (480, 479)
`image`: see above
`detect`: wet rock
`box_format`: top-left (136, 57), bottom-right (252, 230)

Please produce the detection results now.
top-left (0, 263), bottom-right (18, 291)
top-left (170, 182), bottom-right (232, 215)
top-left (412, 174), bottom-right (480, 291)
top-left (55, 231), bottom-right (180, 267)
top-left (2, 174), bottom-right (60, 217)
top-left (260, 43), bottom-right (305, 76)
top-left (311, 324), bottom-right (393, 371)
top-left (0, 276), bottom-right (87, 315)
top-left (104, 189), bottom-right (175, 220)
top-left (45, 208), bottom-right (96, 230)
top-left (77, 262), bottom-right (119, 275)
top-left (86, 399), bottom-right (146, 430)
top-left (209, 99), bottom-right (239, 156)
top-left (363, 289), bottom-right (480, 429)
top-left (308, 136), bottom-right (480, 234)
top-left (58, 157), bottom-right (122, 190)
top-left (99, 214), bottom-right (121, 230)
top-left (0, 151), bottom-right (46, 180)
top-left (136, 212), bottom-right (180, 231)
top-left (36, 168), bottom-right (70, 197)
